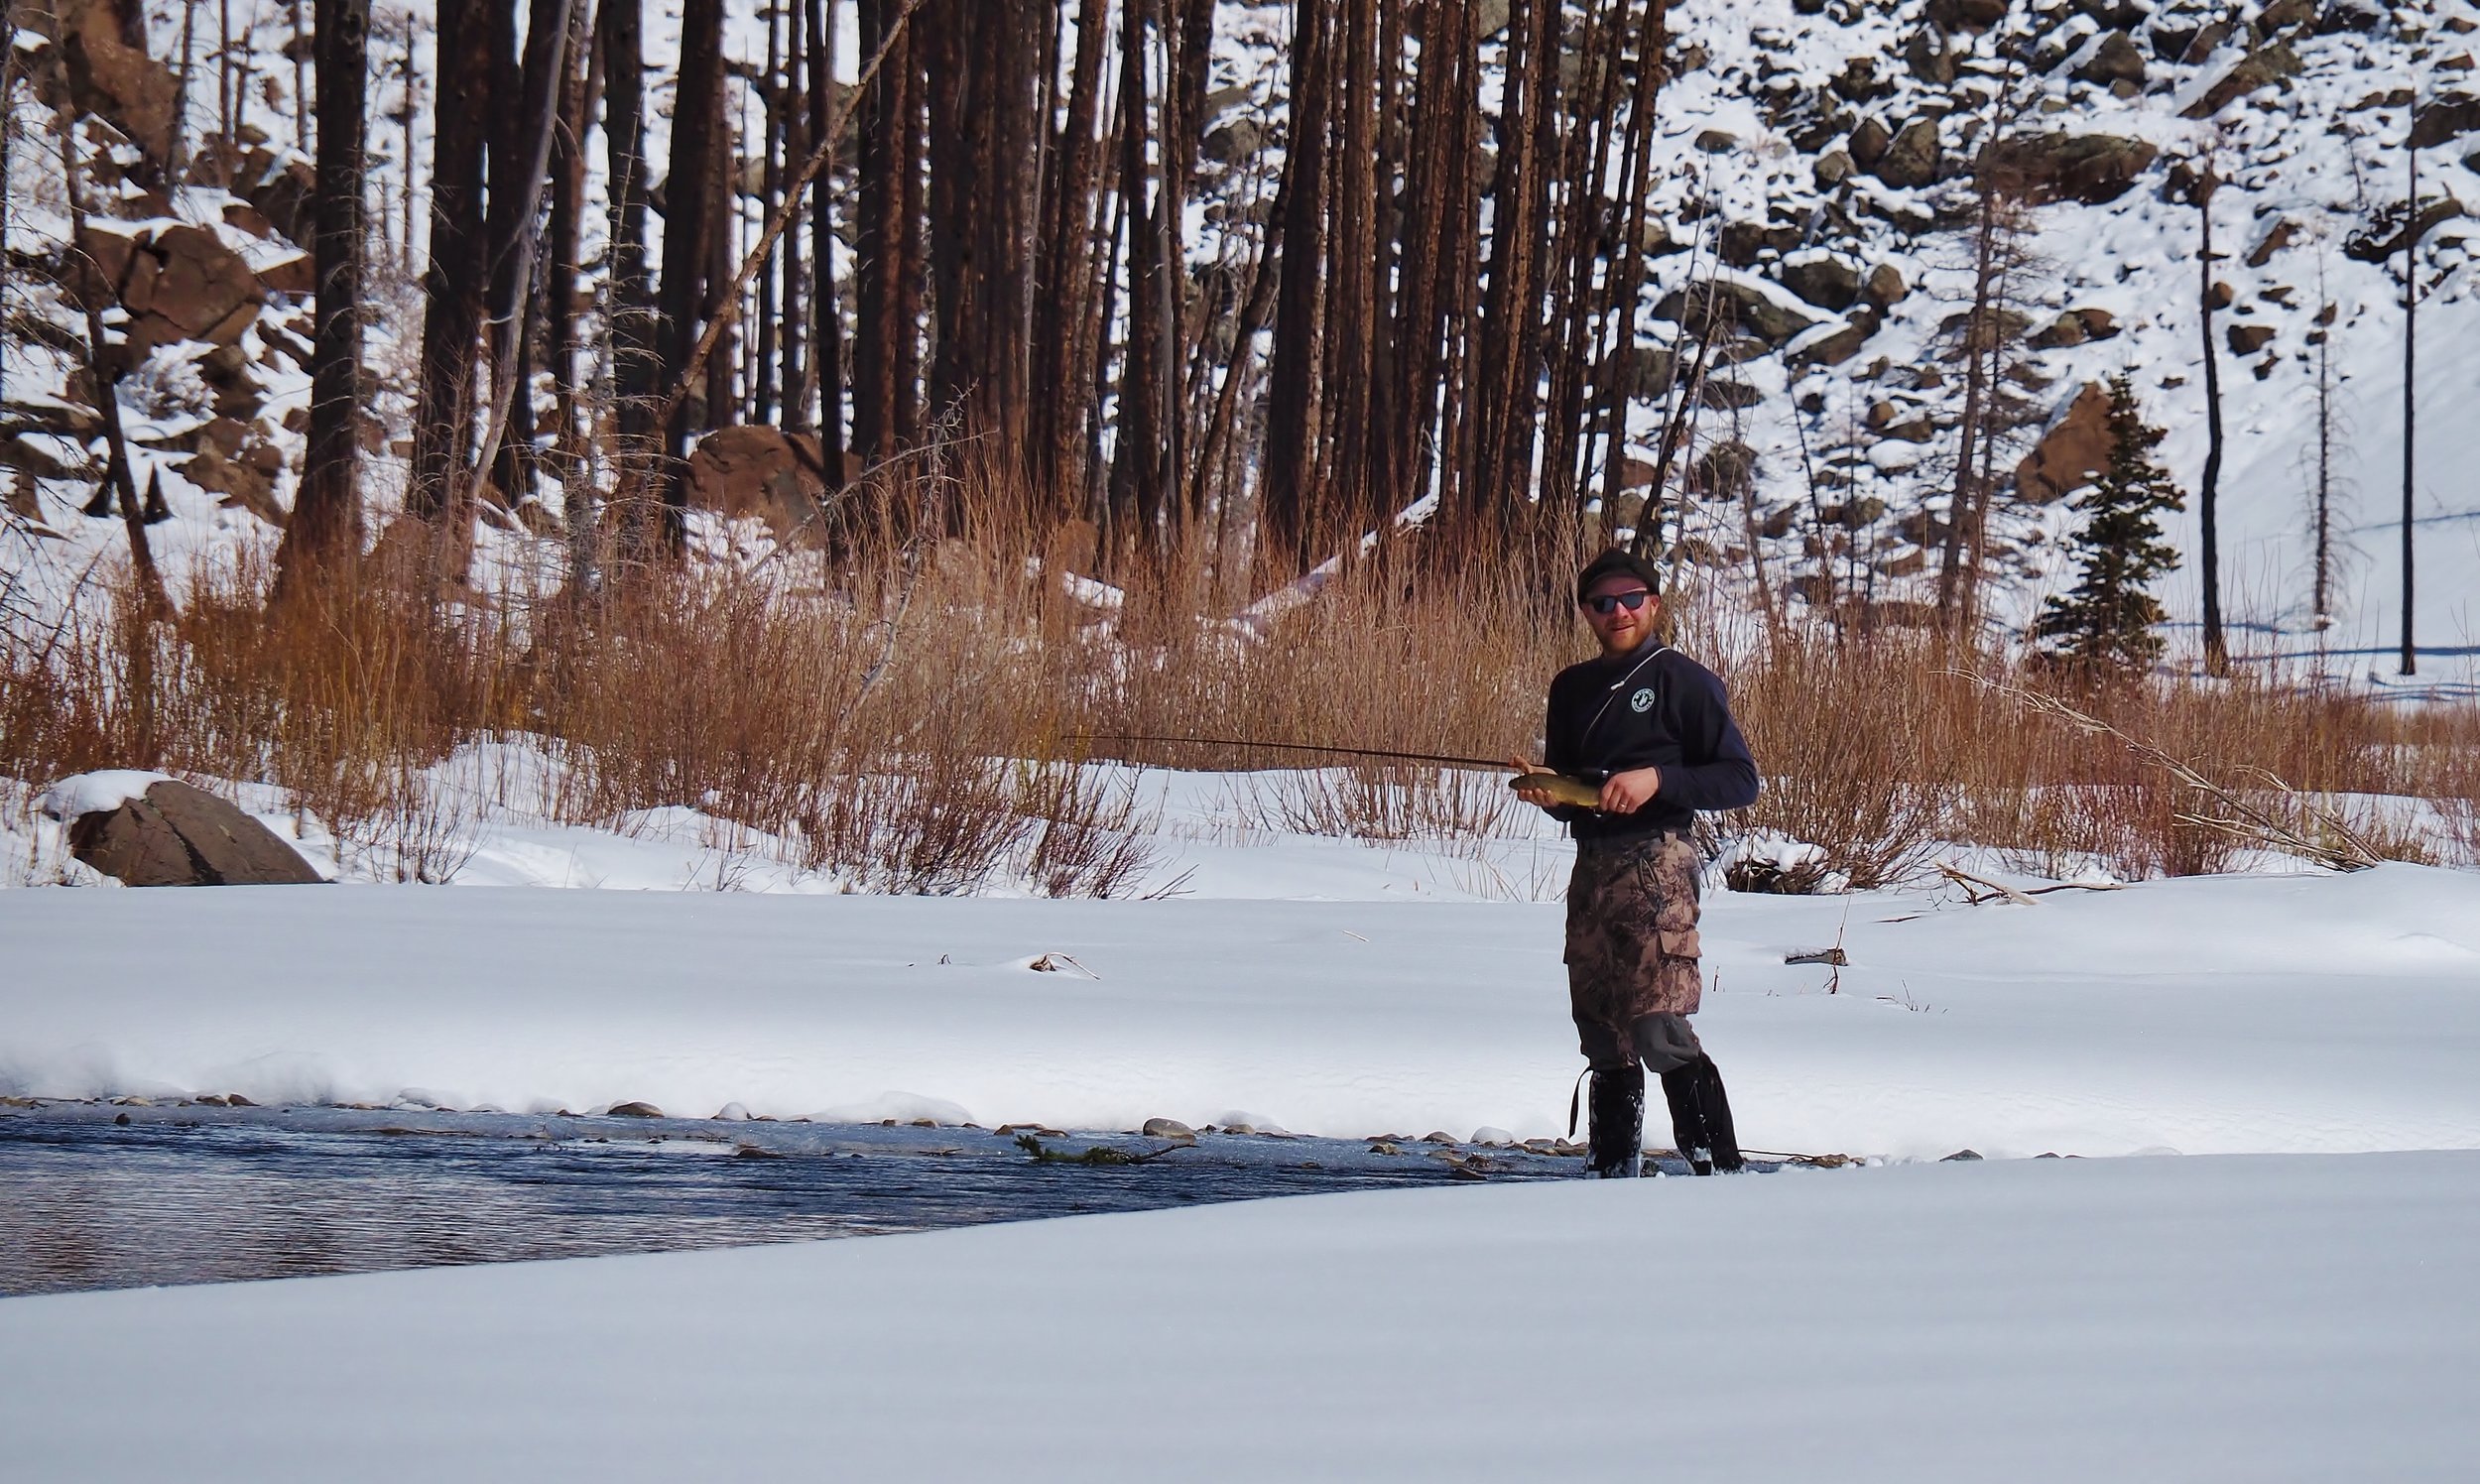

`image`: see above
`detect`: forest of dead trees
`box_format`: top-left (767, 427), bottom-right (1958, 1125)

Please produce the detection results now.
top-left (6, 0), bottom-right (1771, 594)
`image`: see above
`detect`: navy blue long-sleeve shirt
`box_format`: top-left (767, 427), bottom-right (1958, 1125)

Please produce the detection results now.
top-left (1542, 642), bottom-right (1760, 839)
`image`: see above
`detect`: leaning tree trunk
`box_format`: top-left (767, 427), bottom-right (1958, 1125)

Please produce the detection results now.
top-left (470, 0), bottom-right (575, 530)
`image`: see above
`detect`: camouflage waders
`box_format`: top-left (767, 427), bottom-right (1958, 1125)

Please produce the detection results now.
top-left (1564, 827), bottom-right (1707, 1070)
top-left (1564, 826), bottom-right (1744, 1175)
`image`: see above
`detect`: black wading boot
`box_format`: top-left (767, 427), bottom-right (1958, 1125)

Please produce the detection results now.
top-left (1586, 1065), bottom-right (1646, 1178)
top-left (1661, 1054), bottom-right (1746, 1175)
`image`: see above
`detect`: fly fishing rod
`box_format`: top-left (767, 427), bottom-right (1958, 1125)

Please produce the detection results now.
top-left (1066, 733), bottom-right (1604, 809)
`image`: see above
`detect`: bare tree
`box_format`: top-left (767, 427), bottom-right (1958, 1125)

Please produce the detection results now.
top-left (278, 0), bottom-right (371, 587)
top-left (406, 0), bottom-right (495, 528)
top-left (2194, 157), bottom-right (2228, 676)
top-left (2399, 99), bottom-right (2419, 678)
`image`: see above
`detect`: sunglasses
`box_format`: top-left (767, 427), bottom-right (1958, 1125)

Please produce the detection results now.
top-left (1584, 590), bottom-right (1653, 616)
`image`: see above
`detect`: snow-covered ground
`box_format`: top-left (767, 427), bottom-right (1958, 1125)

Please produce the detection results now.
top-left (5, 1148), bottom-right (2474, 1482)
top-left (9, 759), bottom-right (2476, 1478)
top-left (6, 856), bottom-right (2476, 1161)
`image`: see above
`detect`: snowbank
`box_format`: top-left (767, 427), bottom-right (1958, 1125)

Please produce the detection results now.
top-left (4, 863), bottom-right (2475, 1159)
top-left (5, 1150), bottom-right (2473, 1482)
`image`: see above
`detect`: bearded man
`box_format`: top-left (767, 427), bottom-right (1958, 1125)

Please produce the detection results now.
top-left (1511, 550), bottom-right (1760, 1177)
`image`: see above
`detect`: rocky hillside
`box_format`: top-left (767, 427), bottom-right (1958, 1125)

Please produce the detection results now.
top-left (3, 0), bottom-right (2473, 685)
top-left (1559, 0), bottom-right (2476, 676)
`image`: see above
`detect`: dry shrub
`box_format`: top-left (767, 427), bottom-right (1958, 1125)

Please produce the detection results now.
top-left (5, 457), bottom-right (2476, 893)
top-left (1716, 627), bottom-right (1961, 890)
top-left (1248, 764), bottom-right (1522, 845)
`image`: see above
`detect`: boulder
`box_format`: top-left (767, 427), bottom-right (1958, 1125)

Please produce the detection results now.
top-left (2182, 44), bottom-right (2302, 119)
top-left (1698, 378), bottom-right (1764, 412)
top-left (1781, 254), bottom-right (1862, 311)
top-left (1717, 220), bottom-right (1770, 268)
top-left (1141, 1117), bottom-right (1197, 1142)
top-left (46, 0), bottom-right (181, 172)
top-left (188, 139), bottom-right (317, 242)
top-left (1906, 27), bottom-right (1957, 84)
top-left (1875, 118), bottom-right (1942, 188)
top-left (2031, 310), bottom-right (2089, 348)
top-left (2, 433), bottom-right (84, 481)
top-left (1979, 132), bottom-right (2159, 204)
top-left (2014, 381), bottom-right (2111, 505)
top-left (1937, 306), bottom-right (2035, 342)
top-left (2411, 93), bottom-right (2480, 150)
top-left (2073, 31), bottom-right (2148, 87)
top-left (1688, 442), bottom-right (1758, 501)
top-left (2074, 0), bottom-right (2148, 27)
top-left (77, 223), bottom-right (270, 359)
top-left (1652, 281), bottom-right (1815, 347)
top-left (1813, 150), bottom-right (1856, 187)
top-left (1927, 0), bottom-right (2009, 30)
top-left (62, 778), bottom-right (323, 886)
top-left (682, 425), bottom-right (837, 544)
top-left (2248, 217), bottom-right (2301, 267)
top-left (1789, 314), bottom-right (1875, 369)
top-left (2344, 194), bottom-right (2465, 263)
top-left (1693, 128), bottom-right (1739, 154)
top-left (1863, 262), bottom-right (1909, 309)
top-left (1200, 118), bottom-right (1265, 165)
top-left (1830, 56), bottom-right (1892, 104)
top-left (179, 419), bottom-right (289, 526)
top-left (1848, 115), bottom-right (1893, 170)
top-left (2315, 0), bottom-right (2387, 34)
top-left (2227, 322), bottom-right (2277, 355)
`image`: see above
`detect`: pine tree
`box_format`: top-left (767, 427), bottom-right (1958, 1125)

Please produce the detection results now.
top-left (2036, 376), bottom-right (2184, 670)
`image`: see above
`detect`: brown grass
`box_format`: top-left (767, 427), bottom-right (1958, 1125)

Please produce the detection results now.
top-left (4, 462), bottom-right (2475, 891)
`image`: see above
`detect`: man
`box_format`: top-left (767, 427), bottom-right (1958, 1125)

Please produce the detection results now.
top-left (1511, 549), bottom-right (1760, 1177)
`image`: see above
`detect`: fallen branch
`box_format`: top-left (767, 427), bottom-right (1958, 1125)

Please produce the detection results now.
top-left (1936, 862), bottom-right (2040, 906)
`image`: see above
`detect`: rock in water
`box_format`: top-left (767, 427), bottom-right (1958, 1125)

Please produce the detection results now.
top-left (64, 779), bottom-right (322, 887)
top-left (1141, 1117), bottom-right (1196, 1142)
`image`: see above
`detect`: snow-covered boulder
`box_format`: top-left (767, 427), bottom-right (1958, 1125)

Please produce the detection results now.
top-left (45, 774), bottom-right (322, 888)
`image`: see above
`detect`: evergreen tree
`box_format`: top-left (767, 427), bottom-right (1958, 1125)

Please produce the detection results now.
top-left (2036, 376), bottom-right (2185, 669)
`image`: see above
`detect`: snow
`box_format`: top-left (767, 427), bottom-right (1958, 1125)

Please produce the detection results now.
top-left (34, 769), bottom-right (174, 820)
top-left (4, 1149), bottom-right (2474, 1482)
top-left (4, 861), bottom-right (2475, 1161)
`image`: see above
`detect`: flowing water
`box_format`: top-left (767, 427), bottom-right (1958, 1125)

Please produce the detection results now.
top-left (0, 1101), bottom-right (1666, 1297)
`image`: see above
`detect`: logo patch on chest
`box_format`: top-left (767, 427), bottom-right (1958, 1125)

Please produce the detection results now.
top-left (1629, 686), bottom-right (1657, 713)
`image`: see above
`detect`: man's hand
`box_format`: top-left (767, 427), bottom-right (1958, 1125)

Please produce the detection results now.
top-left (1508, 755), bottom-right (1562, 810)
top-left (1597, 766), bottom-right (1662, 814)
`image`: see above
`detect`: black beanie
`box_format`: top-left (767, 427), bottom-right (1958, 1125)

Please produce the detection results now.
top-left (1574, 548), bottom-right (1663, 604)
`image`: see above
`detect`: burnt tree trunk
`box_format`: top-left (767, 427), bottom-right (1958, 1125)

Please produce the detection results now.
top-left (600, 0), bottom-right (661, 549)
top-left (653, 0), bottom-right (725, 527)
top-left (806, 0), bottom-right (844, 475)
top-left (407, 0), bottom-right (495, 524)
top-left (1262, 0), bottom-right (1333, 571)
top-left (280, 0), bottom-right (370, 582)
top-left (2197, 167), bottom-right (2227, 676)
